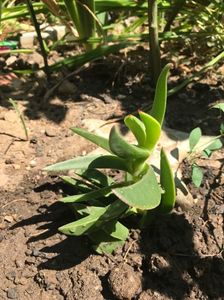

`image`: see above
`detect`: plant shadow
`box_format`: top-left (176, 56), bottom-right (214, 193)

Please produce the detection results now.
top-left (139, 212), bottom-right (224, 300)
top-left (0, 49), bottom-right (223, 136)
top-left (11, 180), bottom-right (92, 271)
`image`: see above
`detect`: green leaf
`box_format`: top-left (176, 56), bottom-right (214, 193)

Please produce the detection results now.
top-left (113, 165), bottom-right (161, 209)
top-left (211, 103), bottom-right (224, 112)
top-left (60, 175), bottom-right (92, 193)
top-left (71, 203), bottom-right (104, 216)
top-left (75, 169), bottom-right (114, 187)
top-left (189, 127), bottom-right (202, 152)
top-left (203, 139), bottom-right (223, 157)
top-left (104, 221), bottom-right (129, 240)
top-left (109, 126), bottom-right (150, 160)
top-left (192, 165), bottom-right (203, 187)
top-left (124, 114), bottom-right (146, 147)
top-left (59, 200), bottom-right (128, 236)
top-left (150, 64), bottom-right (171, 126)
top-left (93, 239), bottom-right (126, 254)
top-left (44, 154), bottom-right (129, 172)
top-left (202, 149), bottom-right (212, 158)
top-left (206, 139), bottom-right (223, 151)
top-left (70, 127), bottom-right (112, 153)
top-left (159, 148), bottom-right (176, 213)
top-left (138, 111), bottom-right (161, 150)
top-left (60, 186), bottom-right (112, 203)
top-left (59, 207), bottom-right (105, 236)
top-left (89, 155), bottom-right (129, 171)
top-left (90, 220), bottom-right (129, 254)
top-left (220, 123), bottom-right (224, 134)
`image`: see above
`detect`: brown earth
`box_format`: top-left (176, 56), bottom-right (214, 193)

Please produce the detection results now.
top-left (0, 49), bottom-right (223, 299)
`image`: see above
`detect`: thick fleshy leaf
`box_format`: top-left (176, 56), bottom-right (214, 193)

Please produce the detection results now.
top-left (113, 166), bottom-right (161, 209)
top-left (75, 169), bottom-right (114, 187)
top-left (59, 207), bottom-right (105, 236)
top-left (44, 154), bottom-right (128, 172)
top-left (139, 111), bottom-right (161, 150)
top-left (192, 165), bottom-right (203, 187)
top-left (71, 203), bottom-right (105, 216)
top-left (109, 126), bottom-right (150, 160)
top-left (70, 127), bottom-right (112, 153)
top-left (124, 114), bottom-right (146, 147)
top-left (150, 64), bottom-right (171, 126)
top-left (60, 186), bottom-right (112, 203)
top-left (59, 200), bottom-right (128, 236)
top-left (60, 175), bottom-right (92, 193)
top-left (189, 127), bottom-right (202, 152)
top-left (90, 220), bottom-right (129, 254)
top-left (159, 148), bottom-right (176, 213)
top-left (93, 239), bottom-right (126, 254)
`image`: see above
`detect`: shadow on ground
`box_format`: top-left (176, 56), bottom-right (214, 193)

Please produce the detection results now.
top-left (0, 49), bottom-right (223, 136)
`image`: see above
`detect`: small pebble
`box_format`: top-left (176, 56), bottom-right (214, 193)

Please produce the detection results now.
top-left (29, 160), bottom-right (36, 168)
top-left (25, 249), bottom-right (32, 256)
top-left (15, 259), bottom-right (24, 268)
top-left (5, 159), bottom-right (14, 164)
top-left (6, 271), bottom-right (16, 281)
top-left (32, 249), bottom-right (40, 257)
top-left (4, 216), bottom-right (14, 223)
top-left (7, 287), bottom-right (18, 299)
top-left (30, 136), bottom-right (38, 144)
top-left (82, 150), bottom-right (87, 156)
top-left (0, 223), bottom-right (6, 230)
top-left (13, 164), bottom-right (20, 170)
top-left (45, 128), bottom-right (56, 137)
top-left (25, 286), bottom-right (34, 295)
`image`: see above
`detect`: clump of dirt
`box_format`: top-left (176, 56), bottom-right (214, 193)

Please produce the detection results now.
top-left (108, 263), bottom-right (142, 300)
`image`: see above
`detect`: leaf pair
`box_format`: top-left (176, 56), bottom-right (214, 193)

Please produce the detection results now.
top-left (124, 112), bottom-right (161, 151)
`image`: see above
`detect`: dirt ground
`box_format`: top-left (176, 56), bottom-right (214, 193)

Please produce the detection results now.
top-left (0, 49), bottom-right (223, 300)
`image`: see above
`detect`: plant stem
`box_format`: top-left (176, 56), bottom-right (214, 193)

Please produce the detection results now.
top-left (26, 0), bottom-right (50, 82)
top-left (0, 0), bottom-right (2, 27)
top-left (148, 0), bottom-right (161, 85)
top-left (9, 98), bottom-right (29, 141)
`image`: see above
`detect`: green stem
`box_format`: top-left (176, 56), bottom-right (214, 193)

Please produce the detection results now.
top-left (148, 0), bottom-right (161, 85)
top-left (26, 0), bottom-right (50, 82)
top-left (0, 49), bottom-right (33, 55)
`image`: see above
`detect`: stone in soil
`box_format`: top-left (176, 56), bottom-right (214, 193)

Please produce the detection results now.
top-left (7, 287), bottom-right (18, 299)
top-left (108, 263), bottom-right (142, 300)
